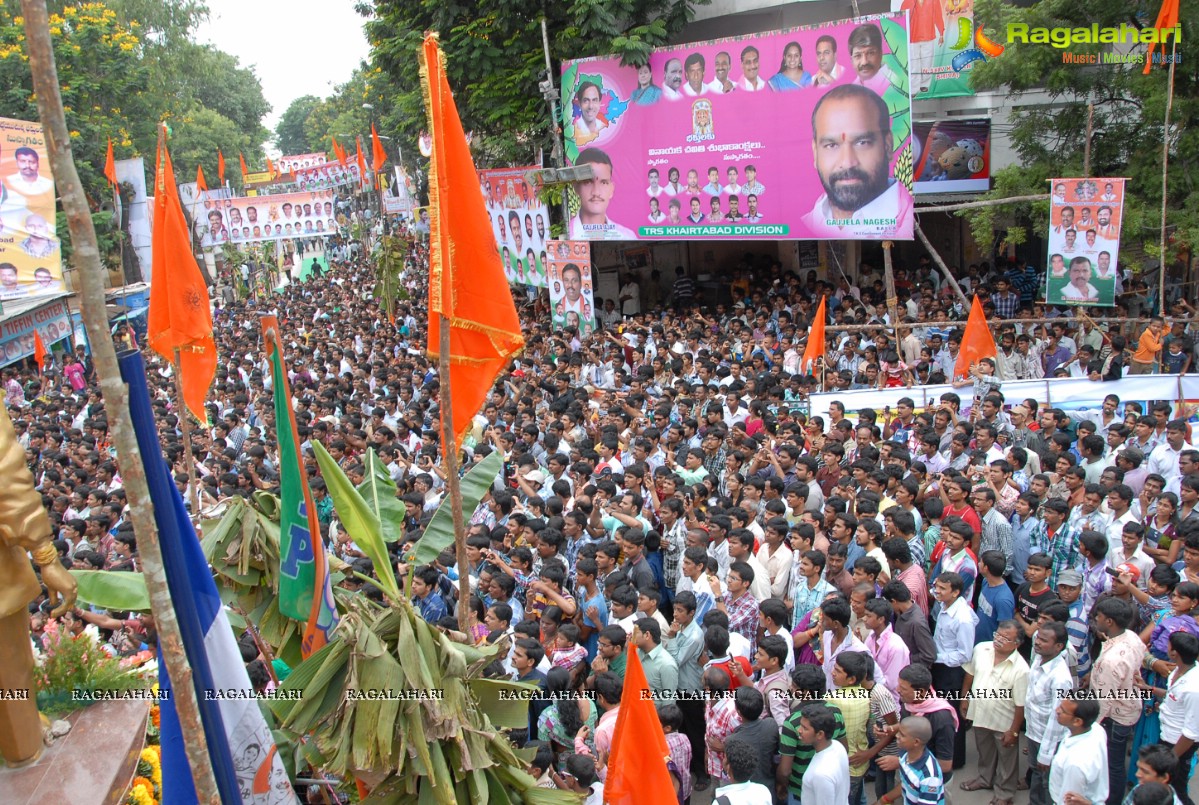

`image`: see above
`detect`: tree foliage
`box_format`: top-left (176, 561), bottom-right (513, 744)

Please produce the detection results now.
top-left (274, 94), bottom-right (320, 155)
top-left (965, 0), bottom-right (1199, 262)
top-left (358, 0), bottom-right (710, 167)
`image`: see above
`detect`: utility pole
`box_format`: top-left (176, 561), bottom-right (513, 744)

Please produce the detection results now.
top-left (539, 17), bottom-right (570, 228)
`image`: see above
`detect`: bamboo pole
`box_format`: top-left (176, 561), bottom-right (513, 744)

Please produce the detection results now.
top-left (1158, 36), bottom-right (1178, 315)
top-left (437, 314), bottom-right (472, 633)
top-left (821, 315), bottom-right (1160, 334)
top-left (19, 3), bottom-right (221, 803)
top-left (882, 241), bottom-right (900, 344)
top-left (915, 193), bottom-right (1049, 214)
top-left (173, 348), bottom-right (202, 518)
top-left (914, 222), bottom-right (970, 309)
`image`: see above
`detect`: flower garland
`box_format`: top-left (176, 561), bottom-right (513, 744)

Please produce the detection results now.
top-left (124, 692), bottom-right (162, 805)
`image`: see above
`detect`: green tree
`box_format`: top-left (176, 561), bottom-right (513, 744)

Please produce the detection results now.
top-left (275, 94), bottom-right (320, 155)
top-left (965, 0), bottom-right (1198, 264)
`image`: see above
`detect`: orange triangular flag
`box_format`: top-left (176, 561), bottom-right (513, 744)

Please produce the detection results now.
top-left (419, 34), bottom-right (525, 453)
top-left (800, 295), bottom-right (827, 375)
top-left (266, 157), bottom-right (277, 178)
top-left (32, 330), bottom-right (47, 374)
top-left (604, 642), bottom-right (679, 804)
top-left (371, 124), bottom-right (387, 173)
top-left (147, 126), bottom-right (216, 424)
top-left (954, 295), bottom-right (998, 382)
top-left (239, 152), bottom-right (249, 177)
top-left (1144, 0), bottom-right (1180, 74)
top-left (355, 137), bottom-right (368, 186)
top-left (332, 136), bottom-right (347, 166)
top-left (103, 138), bottom-right (118, 187)
top-left (195, 164), bottom-right (208, 193)
top-left (217, 150), bottom-right (226, 183)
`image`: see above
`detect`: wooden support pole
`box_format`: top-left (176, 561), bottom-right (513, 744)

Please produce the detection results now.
top-left (437, 314), bottom-right (472, 634)
top-left (914, 222), bottom-right (970, 310)
top-left (1159, 37), bottom-right (1178, 314)
top-left (915, 194), bottom-right (1049, 214)
top-left (20, 3), bottom-right (221, 803)
top-left (173, 348), bottom-right (202, 519)
top-left (882, 241), bottom-right (900, 344)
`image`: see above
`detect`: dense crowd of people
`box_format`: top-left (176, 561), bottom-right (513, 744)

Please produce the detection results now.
top-left (5, 221), bottom-right (1199, 805)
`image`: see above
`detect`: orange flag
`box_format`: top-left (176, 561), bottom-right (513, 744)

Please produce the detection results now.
top-left (419, 34), bottom-right (524, 453)
top-left (954, 295), bottom-right (998, 382)
top-left (371, 124), bottom-right (387, 173)
top-left (266, 157), bottom-right (277, 178)
top-left (103, 137), bottom-right (118, 186)
top-left (1143, 0), bottom-right (1180, 74)
top-left (355, 137), bottom-right (368, 186)
top-left (604, 643), bottom-right (678, 804)
top-left (216, 150), bottom-right (226, 183)
top-left (32, 330), bottom-right (47, 374)
top-left (147, 126), bottom-right (216, 424)
top-left (331, 136), bottom-right (347, 166)
top-left (195, 164), bottom-right (208, 193)
top-left (800, 295), bottom-right (827, 375)
top-left (239, 152), bottom-right (249, 177)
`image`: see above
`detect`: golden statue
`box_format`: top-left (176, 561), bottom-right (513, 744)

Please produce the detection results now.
top-left (0, 403), bottom-right (77, 766)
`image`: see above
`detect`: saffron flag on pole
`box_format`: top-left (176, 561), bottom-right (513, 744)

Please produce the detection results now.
top-left (604, 642), bottom-right (678, 804)
top-left (119, 349), bottom-right (298, 805)
top-left (217, 150), bottom-right (226, 183)
top-left (147, 125), bottom-right (216, 424)
top-left (954, 295), bottom-right (998, 381)
top-left (103, 137), bottom-right (118, 186)
top-left (196, 164), bottom-right (208, 193)
top-left (419, 34), bottom-right (525, 452)
top-left (1144, 0), bottom-right (1180, 74)
top-left (239, 152), bottom-right (249, 177)
top-left (32, 330), bottom-right (46, 374)
top-left (331, 136), bottom-right (347, 166)
top-left (799, 295), bottom-right (827, 374)
top-left (261, 315), bottom-right (338, 656)
top-left (371, 124), bottom-right (387, 173)
top-left (355, 137), bottom-right (369, 188)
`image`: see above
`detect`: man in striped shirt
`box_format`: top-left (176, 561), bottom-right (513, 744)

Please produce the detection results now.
top-left (879, 715), bottom-right (945, 805)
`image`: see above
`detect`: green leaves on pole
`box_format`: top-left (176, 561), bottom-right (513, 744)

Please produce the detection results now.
top-left (409, 450), bottom-right (503, 566)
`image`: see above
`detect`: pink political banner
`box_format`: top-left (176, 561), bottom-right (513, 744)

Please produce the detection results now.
top-left (560, 13), bottom-right (913, 242)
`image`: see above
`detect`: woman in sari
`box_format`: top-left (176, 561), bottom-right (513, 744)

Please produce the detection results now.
top-left (1142, 492), bottom-right (1179, 565)
top-left (536, 666), bottom-right (597, 770)
top-left (1130, 581), bottom-right (1199, 782)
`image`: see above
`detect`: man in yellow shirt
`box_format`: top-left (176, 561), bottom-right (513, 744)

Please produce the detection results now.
top-left (1131, 317), bottom-right (1165, 374)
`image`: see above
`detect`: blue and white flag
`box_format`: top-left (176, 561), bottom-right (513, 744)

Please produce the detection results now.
top-left (120, 349), bottom-right (297, 805)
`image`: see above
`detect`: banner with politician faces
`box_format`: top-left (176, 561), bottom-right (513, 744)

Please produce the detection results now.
top-left (289, 161), bottom-right (362, 191)
top-left (277, 153), bottom-right (327, 173)
top-left (559, 13), bottom-right (914, 242)
top-left (0, 116), bottom-right (65, 301)
top-left (478, 166), bottom-right (550, 288)
top-left (195, 189), bottom-right (338, 246)
top-left (1044, 177), bottom-right (1125, 308)
top-left (546, 240), bottom-right (595, 337)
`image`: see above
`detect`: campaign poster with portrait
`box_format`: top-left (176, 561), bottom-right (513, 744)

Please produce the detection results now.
top-left (478, 166), bottom-right (551, 288)
top-left (195, 189), bottom-right (338, 246)
top-left (890, 0), bottom-right (979, 99)
top-left (546, 240), bottom-right (595, 337)
top-left (912, 118), bottom-right (990, 194)
top-left (277, 153), bottom-right (327, 173)
top-left (559, 14), bottom-right (913, 242)
top-left (0, 116), bottom-right (65, 301)
top-left (1044, 178), bottom-right (1124, 308)
top-left (0, 297), bottom-right (71, 368)
top-left (290, 161), bottom-right (362, 191)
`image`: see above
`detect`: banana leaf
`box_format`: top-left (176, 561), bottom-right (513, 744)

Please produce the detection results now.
top-left (468, 679), bottom-right (542, 730)
top-left (356, 448), bottom-right (407, 544)
top-left (410, 451), bottom-right (503, 566)
top-left (313, 440), bottom-right (401, 600)
top-left (68, 569), bottom-right (151, 611)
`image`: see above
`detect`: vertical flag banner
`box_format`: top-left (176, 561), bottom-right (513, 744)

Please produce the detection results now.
top-left (262, 316), bottom-right (338, 656)
top-left (546, 240), bottom-right (595, 335)
top-left (196, 165), bottom-right (208, 193)
top-left (239, 152), bottom-right (249, 177)
top-left (217, 150), bottom-right (226, 183)
top-left (604, 643), bottom-right (678, 804)
top-left (420, 33), bottom-right (525, 452)
top-left (103, 137), bottom-right (118, 186)
top-left (893, 0), bottom-right (979, 98)
top-left (32, 329), bottom-right (46, 373)
top-left (560, 14), bottom-right (913, 241)
top-left (354, 138), bottom-right (369, 188)
top-left (1144, 0), bottom-right (1180, 73)
top-left (954, 295), bottom-right (998, 380)
top-left (1044, 178), bottom-right (1124, 307)
top-left (371, 124), bottom-right (388, 173)
top-left (478, 167), bottom-right (549, 288)
top-left (119, 349), bottom-right (297, 805)
top-left (0, 116), bottom-right (65, 299)
top-left (800, 295), bottom-right (828, 374)
top-left (147, 128), bottom-right (216, 424)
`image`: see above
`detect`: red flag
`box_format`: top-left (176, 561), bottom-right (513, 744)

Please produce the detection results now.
top-left (420, 34), bottom-right (525, 453)
top-left (800, 295), bottom-right (827, 375)
top-left (239, 152), bottom-right (249, 177)
top-left (147, 126), bottom-right (216, 424)
top-left (1144, 0), bottom-right (1180, 74)
top-left (371, 124), bottom-right (387, 173)
top-left (103, 137), bottom-right (118, 187)
top-left (604, 643), bottom-right (678, 804)
top-left (32, 330), bottom-right (47, 374)
top-left (195, 164), bottom-right (208, 193)
top-left (954, 295), bottom-right (998, 381)
top-left (216, 150), bottom-right (226, 183)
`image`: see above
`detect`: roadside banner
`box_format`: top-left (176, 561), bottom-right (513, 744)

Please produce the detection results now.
top-left (891, 0), bottom-right (979, 98)
top-left (546, 240), bottom-right (595, 336)
top-left (0, 116), bottom-right (65, 300)
top-left (277, 153), bottom-right (327, 173)
top-left (1044, 177), bottom-right (1124, 307)
top-left (479, 167), bottom-right (550, 287)
top-left (195, 189), bottom-right (338, 245)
